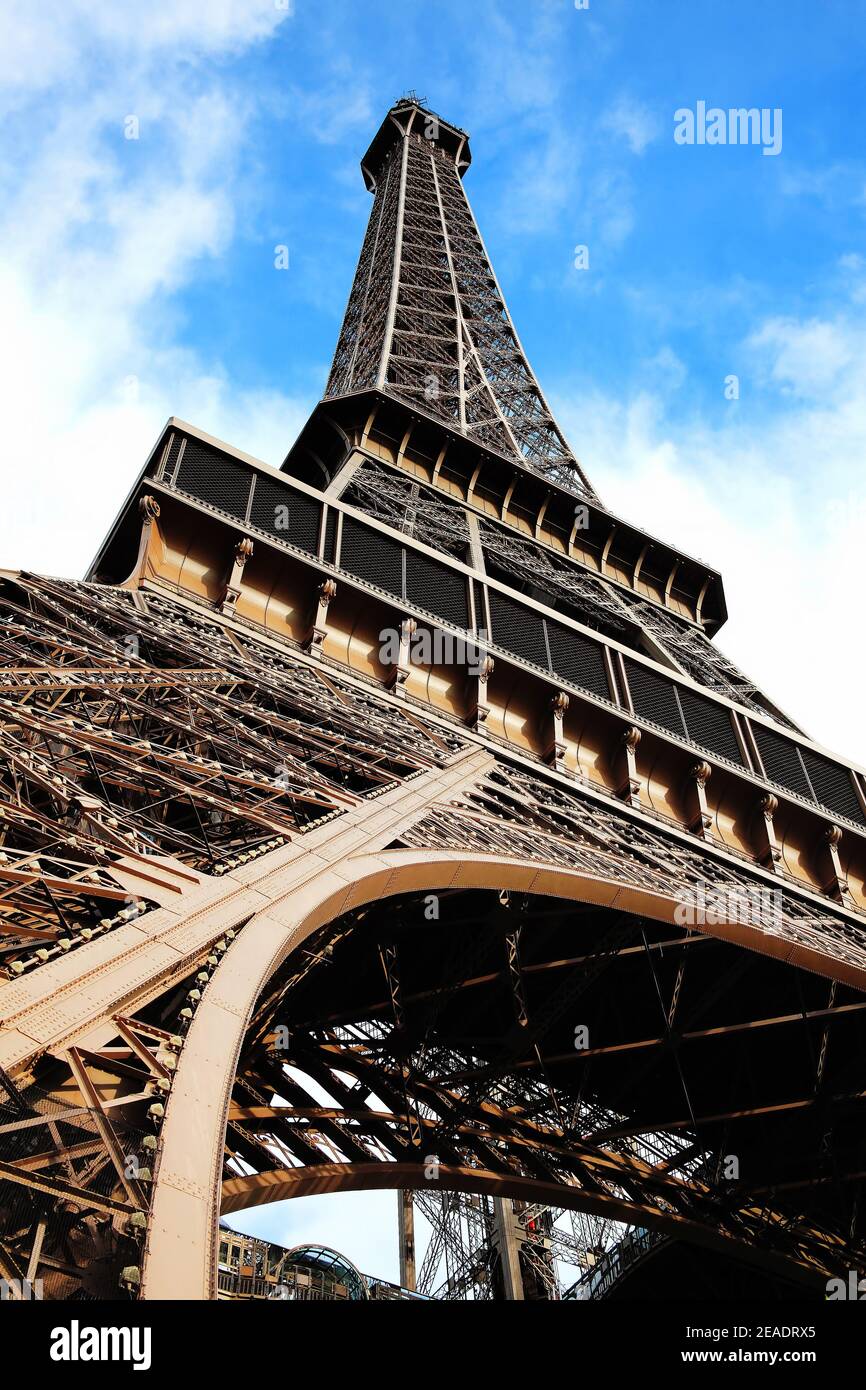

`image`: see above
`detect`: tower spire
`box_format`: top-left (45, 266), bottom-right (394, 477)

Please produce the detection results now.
top-left (326, 99), bottom-right (598, 502)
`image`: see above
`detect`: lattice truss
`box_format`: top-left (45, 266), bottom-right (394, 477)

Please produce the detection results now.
top-left (230, 969), bottom-right (727, 1286)
top-left (413, 1185), bottom-right (661, 1300)
top-left (343, 457), bottom-right (795, 722)
top-left (327, 144), bottom-right (401, 399)
top-left (343, 457), bottom-right (471, 559)
top-left (414, 1190), bottom-right (499, 1299)
top-left (621, 596), bottom-right (796, 725)
top-left (0, 570), bottom-right (468, 1301)
top-left (224, 756), bottom-right (866, 1294)
top-left (405, 762), bottom-right (866, 975)
top-left (326, 115), bottom-right (597, 500)
top-left (413, 1189), bottom-right (561, 1300)
top-left (412, 1170), bottom-right (653, 1300)
top-left (0, 572), bottom-right (462, 976)
top-left (0, 1010), bottom-right (201, 1300)
top-left (226, 861), bottom-right (866, 1294)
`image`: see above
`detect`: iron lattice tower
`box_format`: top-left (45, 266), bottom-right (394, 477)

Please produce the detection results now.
top-left (1, 99), bottom-right (866, 1303)
top-left (326, 98), bottom-right (597, 500)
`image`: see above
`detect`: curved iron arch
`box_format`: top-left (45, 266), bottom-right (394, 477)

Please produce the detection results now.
top-left (141, 847), bottom-right (864, 1299)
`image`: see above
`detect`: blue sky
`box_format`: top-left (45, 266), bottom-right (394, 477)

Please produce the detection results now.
top-left (2, 0), bottom-right (866, 1280)
top-left (150, 0), bottom-right (866, 425)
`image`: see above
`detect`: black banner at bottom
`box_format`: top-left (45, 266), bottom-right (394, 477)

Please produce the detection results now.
top-left (2, 1296), bottom-right (862, 1375)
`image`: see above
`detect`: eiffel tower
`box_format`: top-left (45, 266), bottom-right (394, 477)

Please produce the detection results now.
top-left (1, 97), bottom-right (865, 1303)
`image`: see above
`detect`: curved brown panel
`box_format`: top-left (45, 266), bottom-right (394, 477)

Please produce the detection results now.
top-left (221, 1162), bottom-right (820, 1290)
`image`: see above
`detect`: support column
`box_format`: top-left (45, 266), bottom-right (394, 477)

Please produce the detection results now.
top-left (819, 825), bottom-right (855, 907)
top-left (398, 1190), bottom-right (416, 1292)
top-left (685, 760), bottom-right (713, 842)
top-left (753, 793), bottom-right (782, 870)
top-left (493, 1197), bottom-right (525, 1301)
top-left (543, 691), bottom-right (569, 773)
top-left (305, 578), bottom-right (337, 657)
top-left (466, 654), bottom-right (494, 730)
top-left (614, 726), bottom-right (642, 808)
top-left (219, 537), bottom-right (253, 615)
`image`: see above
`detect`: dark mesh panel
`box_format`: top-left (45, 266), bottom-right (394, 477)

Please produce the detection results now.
top-left (340, 516), bottom-right (404, 598)
top-left (625, 659), bottom-right (687, 737)
top-left (678, 686), bottom-right (743, 765)
top-left (405, 550), bottom-right (469, 629)
top-left (473, 580), bottom-right (486, 636)
top-left (488, 589), bottom-right (551, 670)
top-left (545, 620), bottom-right (610, 701)
top-left (800, 748), bottom-right (865, 824)
top-left (752, 724), bottom-right (814, 801)
top-left (249, 476), bottom-right (319, 554)
top-left (174, 440), bottom-right (252, 520)
top-left (323, 509), bottom-right (337, 564)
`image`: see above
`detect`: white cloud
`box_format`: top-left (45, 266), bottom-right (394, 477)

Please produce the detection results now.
top-left (0, 0), bottom-right (291, 99)
top-left (271, 73), bottom-right (376, 146)
top-left (779, 160), bottom-right (866, 211)
top-left (0, 1), bottom-right (306, 579)
top-left (555, 297), bottom-right (866, 767)
top-left (501, 126), bottom-right (582, 236)
top-left (601, 96), bottom-right (660, 155)
top-left (643, 345), bottom-right (688, 390)
top-left (585, 165), bottom-right (636, 250)
top-left (746, 315), bottom-right (856, 398)
top-left (458, 3), bottom-right (563, 129)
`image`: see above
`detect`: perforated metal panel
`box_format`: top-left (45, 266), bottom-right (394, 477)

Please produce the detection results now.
top-left (752, 724), bottom-right (814, 802)
top-left (485, 591), bottom-right (613, 699)
top-left (405, 549), bottom-right (469, 629)
top-left (625, 659), bottom-right (687, 737)
top-left (472, 579), bottom-right (486, 635)
top-left (488, 589), bottom-right (550, 670)
top-left (545, 620), bottom-right (610, 701)
top-left (323, 509), bottom-right (338, 564)
top-left (174, 440), bottom-right (252, 520)
top-left (249, 476), bottom-right (319, 554)
top-left (339, 516), bottom-right (404, 598)
top-left (800, 747), bottom-right (865, 825)
top-left (339, 516), bottom-right (470, 625)
top-left (678, 686), bottom-right (743, 766)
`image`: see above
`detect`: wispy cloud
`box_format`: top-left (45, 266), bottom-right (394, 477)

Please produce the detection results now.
top-left (553, 281), bottom-right (866, 765)
top-left (0, 1), bottom-right (303, 577)
top-left (0, 0), bottom-right (291, 100)
top-left (499, 125), bottom-right (583, 236)
top-left (779, 160), bottom-right (866, 210)
top-left (601, 95), bottom-right (661, 155)
top-left (745, 314), bottom-right (858, 398)
top-left (269, 71), bottom-right (376, 146)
